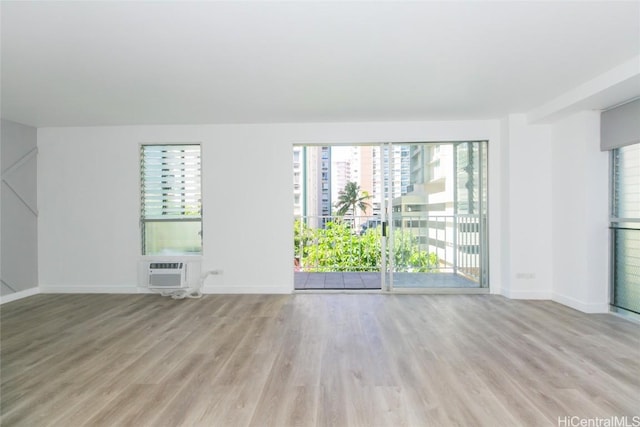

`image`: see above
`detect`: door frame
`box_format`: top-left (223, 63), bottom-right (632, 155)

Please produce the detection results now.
top-left (381, 141), bottom-right (489, 292)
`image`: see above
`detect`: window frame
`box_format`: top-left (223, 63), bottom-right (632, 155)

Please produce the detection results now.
top-left (140, 143), bottom-right (203, 256)
top-left (609, 143), bottom-right (640, 315)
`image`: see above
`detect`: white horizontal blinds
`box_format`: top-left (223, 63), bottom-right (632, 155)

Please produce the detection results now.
top-left (601, 98), bottom-right (640, 151)
top-left (612, 143), bottom-right (640, 219)
top-left (141, 145), bottom-right (201, 220)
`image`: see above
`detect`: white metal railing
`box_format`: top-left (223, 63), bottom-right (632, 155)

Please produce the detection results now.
top-left (294, 215), bottom-right (380, 272)
top-left (293, 214), bottom-right (485, 282)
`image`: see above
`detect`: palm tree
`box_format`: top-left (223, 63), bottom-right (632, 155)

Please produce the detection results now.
top-left (334, 182), bottom-right (372, 227)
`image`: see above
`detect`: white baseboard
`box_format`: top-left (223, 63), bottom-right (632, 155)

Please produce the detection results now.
top-left (502, 289), bottom-right (553, 300)
top-left (38, 284), bottom-right (292, 295)
top-left (552, 293), bottom-right (609, 313)
top-left (500, 288), bottom-right (609, 314)
top-left (39, 285), bottom-right (145, 294)
top-left (202, 285), bottom-right (292, 294)
top-left (0, 285), bottom-right (609, 314)
top-left (0, 287), bottom-right (40, 304)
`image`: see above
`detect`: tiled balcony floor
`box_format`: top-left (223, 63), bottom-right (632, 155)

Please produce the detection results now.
top-left (294, 272), bottom-right (381, 290)
top-left (294, 272), bottom-right (479, 290)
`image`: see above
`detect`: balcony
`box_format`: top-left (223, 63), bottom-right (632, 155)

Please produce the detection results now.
top-left (294, 214), bottom-right (486, 290)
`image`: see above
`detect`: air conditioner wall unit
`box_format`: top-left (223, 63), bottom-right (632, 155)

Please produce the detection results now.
top-left (148, 262), bottom-right (187, 289)
top-left (138, 259), bottom-right (202, 290)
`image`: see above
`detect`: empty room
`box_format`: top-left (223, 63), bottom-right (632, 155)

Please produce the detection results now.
top-left (1, 1), bottom-right (639, 426)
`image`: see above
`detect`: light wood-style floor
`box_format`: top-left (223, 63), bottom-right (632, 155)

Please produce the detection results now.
top-left (1, 293), bottom-right (639, 426)
top-left (293, 272), bottom-right (479, 290)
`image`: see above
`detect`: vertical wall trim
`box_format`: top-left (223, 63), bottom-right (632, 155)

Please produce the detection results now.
top-left (1, 147), bottom-right (37, 179)
top-left (3, 179), bottom-right (38, 217)
top-left (1, 119), bottom-right (38, 298)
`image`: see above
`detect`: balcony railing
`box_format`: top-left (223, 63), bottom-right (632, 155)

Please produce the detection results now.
top-left (294, 214), bottom-right (485, 283)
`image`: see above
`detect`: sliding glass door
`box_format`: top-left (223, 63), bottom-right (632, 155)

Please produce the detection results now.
top-left (382, 142), bottom-right (489, 290)
top-left (293, 141), bottom-right (489, 291)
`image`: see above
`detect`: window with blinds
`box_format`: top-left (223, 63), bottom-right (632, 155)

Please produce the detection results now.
top-left (140, 144), bottom-right (202, 255)
top-left (611, 143), bottom-right (640, 314)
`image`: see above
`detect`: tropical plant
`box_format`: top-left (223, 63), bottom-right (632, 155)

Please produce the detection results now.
top-left (294, 220), bottom-right (438, 273)
top-left (334, 182), bottom-right (372, 218)
top-left (304, 221), bottom-right (381, 272)
top-left (294, 219), bottom-right (313, 259)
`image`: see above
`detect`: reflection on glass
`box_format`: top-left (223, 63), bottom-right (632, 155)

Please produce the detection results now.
top-left (144, 221), bottom-right (202, 255)
top-left (613, 228), bottom-right (640, 314)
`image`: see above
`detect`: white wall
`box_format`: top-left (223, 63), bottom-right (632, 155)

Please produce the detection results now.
top-left (498, 117), bottom-right (511, 297)
top-left (33, 114), bottom-right (614, 312)
top-left (502, 114), bottom-right (554, 299)
top-left (1, 119), bottom-right (40, 303)
top-left (497, 111), bottom-right (610, 312)
top-left (551, 111), bottom-right (609, 313)
top-left (37, 120), bottom-right (505, 294)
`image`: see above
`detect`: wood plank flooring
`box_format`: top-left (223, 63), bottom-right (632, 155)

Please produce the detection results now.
top-left (1, 293), bottom-right (639, 426)
top-left (293, 272), bottom-right (479, 290)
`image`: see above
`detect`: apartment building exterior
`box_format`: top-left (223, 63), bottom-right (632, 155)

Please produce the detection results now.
top-left (294, 146), bottom-right (332, 228)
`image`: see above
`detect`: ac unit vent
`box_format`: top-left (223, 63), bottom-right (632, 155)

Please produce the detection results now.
top-left (150, 262), bottom-right (183, 270)
top-left (148, 262), bottom-right (187, 289)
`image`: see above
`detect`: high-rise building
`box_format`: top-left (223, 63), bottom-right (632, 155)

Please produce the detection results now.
top-left (293, 146), bottom-right (304, 217)
top-left (319, 147), bottom-right (332, 223)
top-left (376, 145), bottom-right (411, 210)
top-left (296, 144), bottom-right (415, 225)
top-left (356, 146), bottom-right (375, 217)
top-left (401, 143), bottom-right (454, 214)
top-left (298, 146), bottom-right (331, 228)
top-left (332, 160), bottom-right (351, 207)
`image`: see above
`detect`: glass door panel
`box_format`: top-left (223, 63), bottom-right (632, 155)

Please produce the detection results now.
top-left (385, 142), bottom-right (488, 289)
top-left (294, 144), bottom-right (384, 290)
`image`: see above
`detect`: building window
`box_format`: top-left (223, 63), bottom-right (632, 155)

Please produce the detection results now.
top-left (611, 143), bottom-right (640, 314)
top-left (140, 144), bottom-right (202, 255)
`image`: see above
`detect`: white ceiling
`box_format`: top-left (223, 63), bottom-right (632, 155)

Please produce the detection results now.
top-left (1, 1), bottom-right (639, 127)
